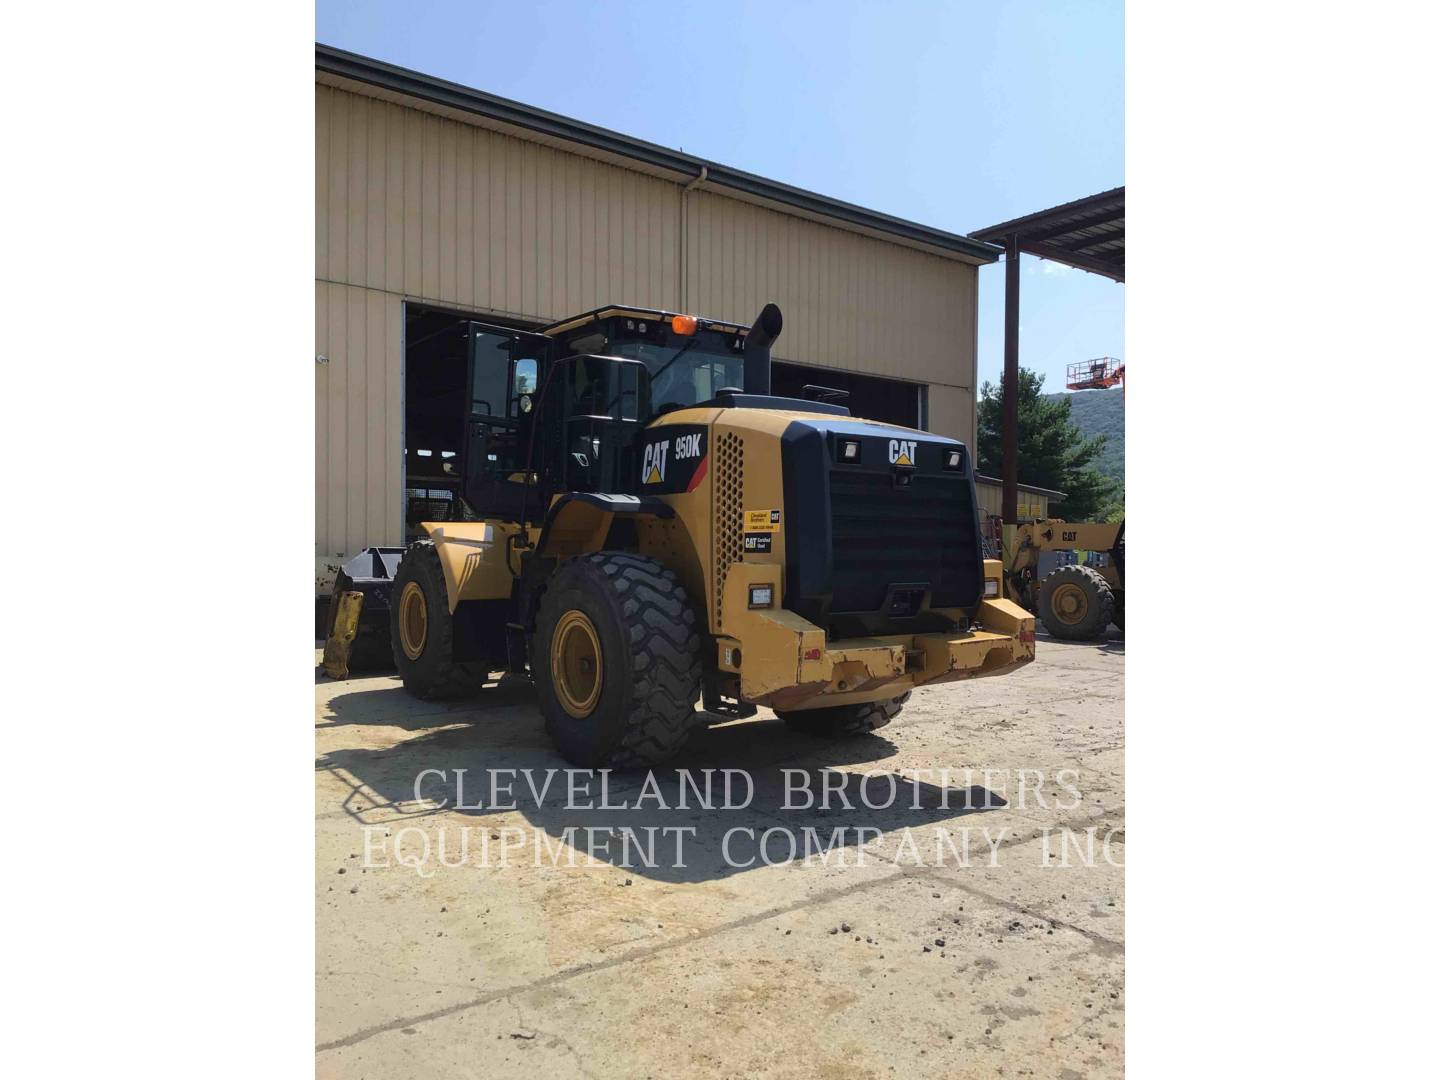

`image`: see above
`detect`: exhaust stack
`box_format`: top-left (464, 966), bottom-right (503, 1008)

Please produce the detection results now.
top-left (744, 303), bottom-right (783, 395)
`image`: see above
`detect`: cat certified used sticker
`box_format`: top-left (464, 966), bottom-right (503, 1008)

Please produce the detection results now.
top-left (743, 509), bottom-right (781, 532)
top-left (742, 532), bottom-right (773, 554)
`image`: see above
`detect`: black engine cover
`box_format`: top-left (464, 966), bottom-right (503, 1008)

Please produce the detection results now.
top-left (780, 419), bottom-right (985, 638)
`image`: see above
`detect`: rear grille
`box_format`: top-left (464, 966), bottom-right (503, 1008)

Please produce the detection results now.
top-left (712, 432), bottom-right (744, 630)
top-left (829, 470), bottom-right (980, 613)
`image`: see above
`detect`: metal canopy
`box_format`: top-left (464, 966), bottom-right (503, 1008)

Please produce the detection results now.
top-left (967, 187), bottom-right (1124, 528)
top-left (970, 187), bottom-right (1124, 282)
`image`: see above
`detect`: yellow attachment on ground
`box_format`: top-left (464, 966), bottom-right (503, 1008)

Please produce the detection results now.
top-left (321, 590), bottom-right (364, 680)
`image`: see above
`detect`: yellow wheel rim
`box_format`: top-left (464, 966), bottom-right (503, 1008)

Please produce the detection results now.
top-left (1050, 582), bottom-right (1090, 625)
top-left (398, 581), bottom-right (428, 660)
top-left (551, 610), bottom-right (603, 718)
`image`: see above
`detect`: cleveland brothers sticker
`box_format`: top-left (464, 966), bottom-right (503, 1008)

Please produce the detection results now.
top-left (743, 508), bottom-right (780, 555)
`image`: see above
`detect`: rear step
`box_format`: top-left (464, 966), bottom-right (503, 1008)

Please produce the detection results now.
top-left (703, 680), bottom-right (758, 720)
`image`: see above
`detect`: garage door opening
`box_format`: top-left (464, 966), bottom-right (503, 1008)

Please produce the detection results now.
top-left (771, 361), bottom-right (926, 430)
top-left (403, 304), bottom-right (538, 541)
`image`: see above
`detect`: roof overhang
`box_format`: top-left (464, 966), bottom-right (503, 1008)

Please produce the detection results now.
top-left (317, 44), bottom-right (1001, 266)
top-left (970, 188), bottom-right (1124, 282)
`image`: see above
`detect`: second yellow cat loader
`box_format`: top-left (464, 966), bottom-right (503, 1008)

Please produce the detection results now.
top-left (1003, 520), bottom-right (1124, 640)
top-left (337, 302), bottom-right (1035, 767)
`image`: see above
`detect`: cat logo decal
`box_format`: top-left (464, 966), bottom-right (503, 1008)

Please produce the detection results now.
top-left (639, 426), bottom-right (707, 493)
top-left (888, 439), bottom-right (917, 466)
top-left (642, 440), bottom-right (668, 485)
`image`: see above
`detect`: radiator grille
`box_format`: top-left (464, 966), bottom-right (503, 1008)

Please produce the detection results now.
top-left (829, 470), bottom-right (979, 612)
top-left (713, 433), bottom-right (744, 629)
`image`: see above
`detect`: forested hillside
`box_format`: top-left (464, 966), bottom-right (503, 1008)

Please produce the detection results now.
top-left (1048, 386), bottom-right (1124, 486)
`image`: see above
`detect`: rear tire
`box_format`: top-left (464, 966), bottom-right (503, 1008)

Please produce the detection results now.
top-left (1112, 591), bottom-right (1124, 631)
top-left (778, 692), bottom-right (910, 737)
top-left (532, 552), bottom-right (703, 768)
top-left (389, 541), bottom-right (488, 699)
top-left (1038, 564), bottom-right (1115, 641)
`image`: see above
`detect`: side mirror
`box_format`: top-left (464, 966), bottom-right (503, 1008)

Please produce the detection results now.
top-left (511, 358), bottom-right (538, 418)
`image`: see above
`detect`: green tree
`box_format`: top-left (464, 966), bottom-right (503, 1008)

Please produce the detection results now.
top-left (976, 368), bottom-right (1119, 521)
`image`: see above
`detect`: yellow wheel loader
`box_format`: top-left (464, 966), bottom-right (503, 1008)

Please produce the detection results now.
top-left (1003, 520), bottom-right (1124, 641)
top-left (329, 303), bottom-right (1035, 767)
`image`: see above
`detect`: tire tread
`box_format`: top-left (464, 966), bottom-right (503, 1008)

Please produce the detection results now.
top-left (538, 552), bottom-right (703, 767)
top-left (778, 692), bottom-right (910, 736)
top-left (1038, 563), bottom-right (1116, 641)
top-left (390, 540), bottom-right (488, 699)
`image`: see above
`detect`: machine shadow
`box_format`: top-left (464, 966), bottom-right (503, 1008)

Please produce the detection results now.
top-left (316, 673), bottom-right (538, 729)
top-left (317, 695), bottom-right (1006, 885)
top-left (1036, 628), bottom-right (1125, 654)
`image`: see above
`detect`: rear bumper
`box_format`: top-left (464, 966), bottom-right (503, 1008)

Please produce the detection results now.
top-left (717, 563), bottom-right (1035, 712)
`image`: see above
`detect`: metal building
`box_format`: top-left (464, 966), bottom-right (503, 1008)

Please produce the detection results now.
top-left (315, 45), bottom-right (1000, 587)
top-left (973, 475), bottom-right (1065, 522)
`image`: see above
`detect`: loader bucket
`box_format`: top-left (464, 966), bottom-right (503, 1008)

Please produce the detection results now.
top-left (322, 546), bottom-right (404, 673)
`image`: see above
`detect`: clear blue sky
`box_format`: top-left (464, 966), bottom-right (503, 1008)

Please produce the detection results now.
top-left (316, 0), bottom-right (1124, 396)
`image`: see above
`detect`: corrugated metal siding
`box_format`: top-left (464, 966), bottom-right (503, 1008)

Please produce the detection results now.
top-left (316, 84), bottom-right (681, 319)
top-left (316, 81), bottom-right (981, 559)
top-left (926, 385), bottom-right (976, 455)
top-left (684, 190), bottom-right (977, 388)
top-left (976, 481), bottom-right (1001, 520)
top-left (315, 280), bottom-right (404, 557)
top-left (316, 84), bottom-right (686, 557)
top-left (975, 481), bottom-right (1050, 521)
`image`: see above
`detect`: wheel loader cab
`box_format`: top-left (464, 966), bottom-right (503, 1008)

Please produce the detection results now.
top-left (529, 353), bottom-right (652, 503)
top-left (375, 302), bottom-right (1037, 769)
top-left (457, 325), bottom-right (545, 524)
top-left (455, 309), bottom-right (743, 522)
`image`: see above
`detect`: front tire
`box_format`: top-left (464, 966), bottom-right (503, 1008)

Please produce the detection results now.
top-left (532, 552), bottom-right (703, 768)
top-left (1038, 564), bottom-right (1115, 641)
top-left (389, 541), bottom-right (488, 699)
top-left (778, 692), bottom-right (910, 737)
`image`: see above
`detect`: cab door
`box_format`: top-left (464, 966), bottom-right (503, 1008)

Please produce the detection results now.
top-left (462, 323), bottom-right (549, 523)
